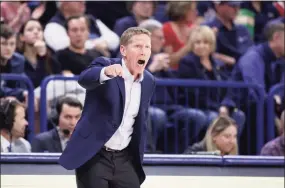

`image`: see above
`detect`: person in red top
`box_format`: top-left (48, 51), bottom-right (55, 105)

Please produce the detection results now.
top-left (162, 1), bottom-right (197, 70)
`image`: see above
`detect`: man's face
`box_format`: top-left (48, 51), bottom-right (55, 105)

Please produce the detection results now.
top-left (11, 106), bottom-right (28, 138)
top-left (120, 34), bottom-right (152, 76)
top-left (276, 31), bottom-right (285, 57)
top-left (67, 17), bottom-right (89, 50)
top-left (151, 28), bottom-right (165, 54)
top-left (0, 36), bottom-right (16, 61)
top-left (58, 104), bottom-right (81, 135)
top-left (217, 4), bottom-right (240, 21)
top-left (132, 1), bottom-right (154, 19)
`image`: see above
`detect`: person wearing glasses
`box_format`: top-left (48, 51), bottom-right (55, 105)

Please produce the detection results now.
top-left (0, 98), bottom-right (30, 153)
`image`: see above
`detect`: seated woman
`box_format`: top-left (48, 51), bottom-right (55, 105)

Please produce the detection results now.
top-left (18, 18), bottom-right (60, 88)
top-left (184, 116), bottom-right (239, 156)
top-left (178, 25), bottom-right (245, 137)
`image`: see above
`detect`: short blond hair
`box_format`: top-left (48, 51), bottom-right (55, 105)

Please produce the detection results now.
top-left (120, 27), bottom-right (151, 46)
top-left (189, 25), bottom-right (216, 53)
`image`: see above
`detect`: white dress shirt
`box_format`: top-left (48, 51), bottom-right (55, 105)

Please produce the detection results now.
top-left (99, 60), bottom-right (143, 150)
top-left (44, 19), bottom-right (120, 52)
top-left (56, 127), bottom-right (69, 151)
top-left (1, 135), bottom-right (31, 153)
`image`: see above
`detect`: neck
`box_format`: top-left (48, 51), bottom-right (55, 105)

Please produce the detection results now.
top-left (200, 55), bottom-right (210, 62)
top-left (24, 44), bottom-right (38, 65)
top-left (1, 129), bottom-right (12, 142)
top-left (216, 14), bottom-right (233, 30)
top-left (69, 45), bottom-right (86, 54)
top-left (134, 14), bottom-right (148, 25)
top-left (268, 41), bottom-right (280, 58)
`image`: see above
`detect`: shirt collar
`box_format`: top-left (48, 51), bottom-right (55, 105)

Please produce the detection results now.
top-left (1, 135), bottom-right (10, 151)
top-left (122, 59), bottom-right (144, 82)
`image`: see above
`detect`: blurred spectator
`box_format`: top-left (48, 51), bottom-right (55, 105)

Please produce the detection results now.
top-left (221, 23), bottom-right (285, 110)
top-left (44, 1), bottom-right (119, 54)
top-left (261, 110), bottom-right (284, 156)
top-left (0, 1), bottom-right (31, 33)
top-left (113, 1), bottom-right (156, 37)
top-left (184, 116), bottom-right (239, 156)
top-left (196, 1), bottom-right (216, 23)
top-left (31, 96), bottom-right (82, 153)
top-left (86, 1), bottom-right (129, 30)
top-left (163, 1), bottom-right (197, 70)
top-left (179, 25), bottom-right (245, 135)
top-left (18, 19), bottom-right (60, 88)
top-left (0, 24), bottom-right (27, 101)
top-left (140, 19), bottom-right (209, 153)
top-left (54, 15), bottom-right (101, 76)
top-left (0, 98), bottom-right (30, 153)
top-left (203, 1), bottom-right (253, 66)
top-left (235, 1), bottom-right (280, 43)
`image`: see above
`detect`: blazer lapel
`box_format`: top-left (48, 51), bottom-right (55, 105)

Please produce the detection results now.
top-left (115, 60), bottom-right (126, 107)
top-left (52, 128), bottom-right (63, 152)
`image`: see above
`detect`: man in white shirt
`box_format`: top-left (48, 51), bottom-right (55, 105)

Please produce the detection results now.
top-left (59, 27), bottom-right (156, 188)
top-left (0, 98), bottom-right (30, 153)
top-left (44, 1), bottom-right (119, 54)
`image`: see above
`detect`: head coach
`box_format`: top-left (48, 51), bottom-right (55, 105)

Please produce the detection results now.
top-left (59, 26), bottom-right (156, 188)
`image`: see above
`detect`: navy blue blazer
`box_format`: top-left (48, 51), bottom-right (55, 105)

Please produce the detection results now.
top-left (178, 52), bottom-right (228, 110)
top-left (58, 57), bottom-right (155, 184)
top-left (31, 128), bottom-right (62, 153)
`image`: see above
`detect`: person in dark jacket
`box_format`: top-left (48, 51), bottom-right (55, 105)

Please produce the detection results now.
top-left (221, 23), bottom-right (285, 112)
top-left (179, 25), bottom-right (245, 137)
top-left (0, 24), bottom-right (27, 101)
top-left (31, 96), bottom-right (82, 153)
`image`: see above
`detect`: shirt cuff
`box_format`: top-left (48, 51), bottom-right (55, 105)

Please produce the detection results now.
top-left (100, 67), bottom-right (113, 83)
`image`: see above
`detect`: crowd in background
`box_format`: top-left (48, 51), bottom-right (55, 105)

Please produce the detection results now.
top-left (0, 1), bottom-right (284, 156)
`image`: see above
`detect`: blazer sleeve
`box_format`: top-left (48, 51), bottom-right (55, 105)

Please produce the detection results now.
top-left (78, 57), bottom-right (111, 90)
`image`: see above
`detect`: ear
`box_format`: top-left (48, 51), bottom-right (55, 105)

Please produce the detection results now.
top-left (120, 45), bottom-right (126, 57)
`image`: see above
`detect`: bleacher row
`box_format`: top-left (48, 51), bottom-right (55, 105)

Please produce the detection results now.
top-left (2, 73), bottom-right (284, 155)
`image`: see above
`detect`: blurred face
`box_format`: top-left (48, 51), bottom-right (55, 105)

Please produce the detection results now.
top-left (0, 36), bottom-right (16, 60)
top-left (11, 106), bottom-right (28, 139)
top-left (217, 4), bottom-right (240, 21)
top-left (151, 28), bottom-right (165, 54)
top-left (21, 20), bottom-right (43, 45)
top-left (120, 34), bottom-right (151, 76)
top-left (63, 1), bottom-right (86, 16)
top-left (213, 125), bottom-right (237, 154)
top-left (58, 104), bottom-right (81, 135)
top-left (184, 3), bottom-right (197, 23)
top-left (67, 17), bottom-right (89, 49)
top-left (192, 34), bottom-right (212, 57)
top-left (275, 31), bottom-right (285, 57)
top-left (133, 1), bottom-right (154, 19)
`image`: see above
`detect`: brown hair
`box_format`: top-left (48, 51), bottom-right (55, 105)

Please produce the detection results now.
top-left (166, 1), bottom-right (196, 21)
top-left (264, 23), bottom-right (284, 41)
top-left (203, 116), bottom-right (238, 155)
top-left (17, 19), bottom-right (55, 75)
top-left (120, 27), bottom-right (151, 46)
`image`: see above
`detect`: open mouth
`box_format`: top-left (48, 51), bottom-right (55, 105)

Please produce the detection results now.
top-left (137, 60), bottom-right (145, 66)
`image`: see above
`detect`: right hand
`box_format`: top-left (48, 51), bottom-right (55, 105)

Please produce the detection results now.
top-left (104, 64), bottom-right (123, 78)
top-left (34, 40), bottom-right (47, 56)
top-left (148, 53), bottom-right (170, 72)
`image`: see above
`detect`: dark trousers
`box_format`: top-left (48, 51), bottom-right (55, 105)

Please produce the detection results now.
top-left (75, 148), bottom-right (140, 188)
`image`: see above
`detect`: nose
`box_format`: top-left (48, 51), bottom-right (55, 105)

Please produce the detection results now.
top-left (24, 119), bottom-right (29, 126)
